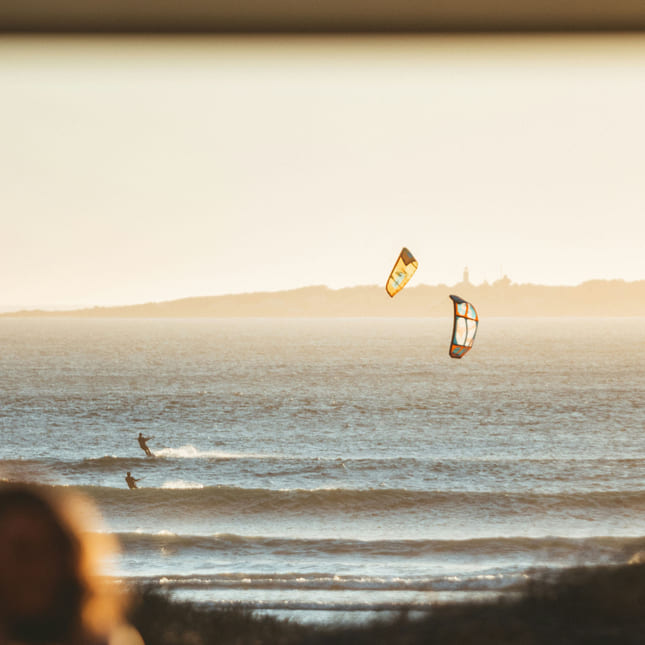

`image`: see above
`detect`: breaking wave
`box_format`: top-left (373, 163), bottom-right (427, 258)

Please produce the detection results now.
top-left (121, 570), bottom-right (529, 593)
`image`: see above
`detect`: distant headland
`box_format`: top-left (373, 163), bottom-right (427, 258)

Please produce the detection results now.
top-left (3, 277), bottom-right (645, 317)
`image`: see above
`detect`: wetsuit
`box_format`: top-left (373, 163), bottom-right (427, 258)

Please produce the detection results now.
top-left (125, 474), bottom-right (139, 489)
top-left (137, 435), bottom-right (153, 457)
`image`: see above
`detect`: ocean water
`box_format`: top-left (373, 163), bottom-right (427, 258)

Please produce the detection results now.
top-left (1, 317), bottom-right (644, 624)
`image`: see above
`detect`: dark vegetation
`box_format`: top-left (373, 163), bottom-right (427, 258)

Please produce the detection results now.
top-left (128, 563), bottom-right (645, 645)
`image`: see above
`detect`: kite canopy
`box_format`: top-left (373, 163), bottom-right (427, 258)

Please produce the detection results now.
top-left (449, 295), bottom-right (479, 359)
top-left (385, 247), bottom-right (418, 297)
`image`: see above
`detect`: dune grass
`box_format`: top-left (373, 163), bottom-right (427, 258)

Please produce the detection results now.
top-left (127, 563), bottom-right (645, 645)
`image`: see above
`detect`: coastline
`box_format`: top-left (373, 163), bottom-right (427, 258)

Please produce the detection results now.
top-left (3, 280), bottom-right (645, 318)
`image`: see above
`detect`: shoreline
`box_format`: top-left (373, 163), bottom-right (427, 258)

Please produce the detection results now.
top-left (127, 562), bottom-right (645, 643)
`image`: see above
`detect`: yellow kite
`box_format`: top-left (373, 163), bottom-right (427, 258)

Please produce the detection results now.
top-left (385, 247), bottom-right (418, 297)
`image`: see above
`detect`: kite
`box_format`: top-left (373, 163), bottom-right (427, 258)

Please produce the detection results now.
top-left (449, 295), bottom-right (479, 359)
top-left (385, 247), bottom-right (418, 297)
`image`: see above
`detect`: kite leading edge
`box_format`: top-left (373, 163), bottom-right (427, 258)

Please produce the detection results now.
top-left (449, 294), bottom-right (478, 359)
top-left (385, 247), bottom-right (418, 298)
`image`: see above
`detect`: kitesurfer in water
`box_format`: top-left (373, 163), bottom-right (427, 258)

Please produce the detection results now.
top-left (125, 472), bottom-right (140, 489)
top-left (137, 432), bottom-right (154, 457)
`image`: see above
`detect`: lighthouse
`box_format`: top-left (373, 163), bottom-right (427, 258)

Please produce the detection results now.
top-left (463, 266), bottom-right (470, 285)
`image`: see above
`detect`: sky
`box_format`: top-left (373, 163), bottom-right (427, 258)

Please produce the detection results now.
top-left (2, 34), bottom-right (645, 309)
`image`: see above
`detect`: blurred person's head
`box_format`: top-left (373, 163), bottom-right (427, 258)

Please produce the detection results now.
top-left (0, 483), bottom-right (138, 645)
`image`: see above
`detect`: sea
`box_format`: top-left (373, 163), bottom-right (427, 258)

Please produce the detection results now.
top-left (1, 317), bottom-right (644, 625)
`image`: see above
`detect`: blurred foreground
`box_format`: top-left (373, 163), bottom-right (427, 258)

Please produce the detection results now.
top-left (129, 562), bottom-right (645, 645)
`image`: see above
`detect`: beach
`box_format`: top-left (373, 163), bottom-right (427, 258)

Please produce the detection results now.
top-left (1, 317), bottom-right (644, 627)
top-left (126, 561), bottom-right (645, 644)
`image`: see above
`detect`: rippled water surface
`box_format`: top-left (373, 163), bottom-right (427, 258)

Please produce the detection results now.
top-left (1, 318), bottom-right (644, 621)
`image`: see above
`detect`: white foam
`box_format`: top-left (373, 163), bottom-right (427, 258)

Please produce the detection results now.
top-left (154, 445), bottom-right (273, 460)
top-left (161, 480), bottom-right (205, 490)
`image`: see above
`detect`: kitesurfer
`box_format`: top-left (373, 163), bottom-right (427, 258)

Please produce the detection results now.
top-left (137, 432), bottom-right (154, 457)
top-left (125, 472), bottom-right (140, 489)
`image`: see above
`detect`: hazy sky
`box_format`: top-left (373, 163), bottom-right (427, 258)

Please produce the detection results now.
top-left (2, 35), bottom-right (644, 309)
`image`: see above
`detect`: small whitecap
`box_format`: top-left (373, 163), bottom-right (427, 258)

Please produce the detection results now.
top-left (161, 480), bottom-right (204, 490)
